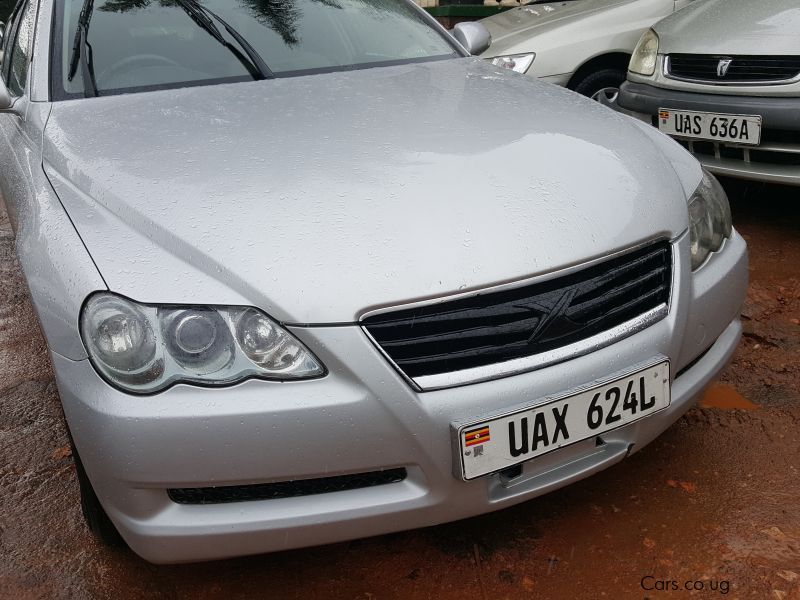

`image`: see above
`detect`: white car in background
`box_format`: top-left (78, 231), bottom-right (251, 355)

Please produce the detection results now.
top-left (479, 0), bottom-right (695, 104)
top-left (618, 0), bottom-right (800, 186)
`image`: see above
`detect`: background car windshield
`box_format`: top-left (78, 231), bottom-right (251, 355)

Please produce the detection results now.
top-left (54, 0), bottom-right (459, 98)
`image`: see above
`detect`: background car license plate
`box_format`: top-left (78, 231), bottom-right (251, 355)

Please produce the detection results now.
top-left (658, 108), bottom-right (761, 145)
top-left (456, 360), bottom-right (670, 480)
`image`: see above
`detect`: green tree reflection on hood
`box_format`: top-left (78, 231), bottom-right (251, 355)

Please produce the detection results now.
top-left (97, 0), bottom-right (343, 45)
top-left (97, 0), bottom-right (408, 45)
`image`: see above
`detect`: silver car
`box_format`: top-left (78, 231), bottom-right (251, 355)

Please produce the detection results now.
top-left (479, 0), bottom-right (696, 104)
top-left (619, 0), bottom-right (800, 185)
top-left (0, 0), bottom-right (747, 563)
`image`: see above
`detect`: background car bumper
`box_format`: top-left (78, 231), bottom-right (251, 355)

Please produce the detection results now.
top-left (618, 81), bottom-right (800, 131)
top-left (618, 81), bottom-right (800, 186)
top-left (54, 232), bottom-right (747, 563)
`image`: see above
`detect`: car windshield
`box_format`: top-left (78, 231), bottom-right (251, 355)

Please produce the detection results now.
top-left (52, 0), bottom-right (460, 99)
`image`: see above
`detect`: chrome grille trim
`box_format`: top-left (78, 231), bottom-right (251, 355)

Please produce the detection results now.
top-left (414, 305), bottom-right (668, 390)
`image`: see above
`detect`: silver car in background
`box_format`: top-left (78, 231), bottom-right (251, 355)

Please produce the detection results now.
top-left (619, 0), bottom-right (800, 185)
top-left (479, 0), bottom-right (696, 104)
top-left (0, 0), bottom-right (746, 563)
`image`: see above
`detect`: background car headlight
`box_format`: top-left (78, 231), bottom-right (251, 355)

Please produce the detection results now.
top-left (688, 170), bottom-right (733, 271)
top-left (629, 29), bottom-right (659, 76)
top-left (81, 294), bottom-right (325, 394)
top-left (491, 53), bottom-right (535, 74)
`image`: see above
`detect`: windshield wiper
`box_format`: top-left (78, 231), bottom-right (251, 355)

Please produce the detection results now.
top-left (67, 0), bottom-right (99, 97)
top-left (173, 0), bottom-right (274, 80)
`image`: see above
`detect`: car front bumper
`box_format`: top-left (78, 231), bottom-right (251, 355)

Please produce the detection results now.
top-left (54, 232), bottom-right (748, 564)
top-left (618, 81), bottom-right (800, 186)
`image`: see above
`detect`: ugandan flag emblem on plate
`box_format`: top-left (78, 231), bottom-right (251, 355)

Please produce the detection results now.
top-left (464, 425), bottom-right (490, 447)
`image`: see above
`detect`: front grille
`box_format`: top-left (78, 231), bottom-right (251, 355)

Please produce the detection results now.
top-left (168, 468), bottom-right (407, 505)
top-left (671, 128), bottom-right (800, 168)
top-left (363, 242), bottom-right (671, 384)
top-left (667, 54), bottom-right (800, 84)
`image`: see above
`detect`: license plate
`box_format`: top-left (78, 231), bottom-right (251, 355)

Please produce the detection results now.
top-left (455, 360), bottom-right (670, 480)
top-left (658, 108), bottom-right (761, 145)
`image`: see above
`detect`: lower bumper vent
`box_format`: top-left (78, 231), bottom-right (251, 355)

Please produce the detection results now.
top-left (168, 468), bottom-right (407, 505)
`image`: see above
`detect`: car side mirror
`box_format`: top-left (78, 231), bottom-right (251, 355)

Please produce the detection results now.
top-left (0, 78), bottom-right (12, 110)
top-left (452, 22), bottom-right (492, 56)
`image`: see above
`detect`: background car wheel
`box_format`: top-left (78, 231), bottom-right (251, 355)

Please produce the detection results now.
top-left (572, 68), bottom-right (627, 108)
top-left (69, 436), bottom-right (125, 547)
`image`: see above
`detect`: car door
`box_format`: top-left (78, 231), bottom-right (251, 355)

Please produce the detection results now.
top-left (0, 0), bottom-right (41, 234)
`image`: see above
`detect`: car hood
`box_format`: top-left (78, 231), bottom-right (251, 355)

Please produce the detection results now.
top-left (654, 0), bottom-right (800, 55)
top-left (480, 0), bottom-right (634, 54)
top-left (44, 58), bottom-right (693, 324)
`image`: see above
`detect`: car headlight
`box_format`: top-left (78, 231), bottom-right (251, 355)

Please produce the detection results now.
top-left (491, 53), bottom-right (535, 74)
top-left (688, 170), bottom-right (733, 271)
top-left (629, 29), bottom-right (659, 76)
top-left (80, 293), bottom-right (325, 394)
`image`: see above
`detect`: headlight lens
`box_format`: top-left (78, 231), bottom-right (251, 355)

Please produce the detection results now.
top-left (81, 294), bottom-right (325, 394)
top-left (688, 170), bottom-right (733, 271)
top-left (629, 29), bottom-right (659, 76)
top-left (236, 308), bottom-right (307, 372)
top-left (491, 53), bottom-right (535, 74)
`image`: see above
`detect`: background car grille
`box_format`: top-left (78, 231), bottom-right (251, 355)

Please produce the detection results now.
top-left (667, 54), bottom-right (800, 84)
top-left (168, 468), bottom-right (407, 504)
top-left (668, 128), bottom-right (800, 170)
top-left (362, 242), bottom-right (671, 384)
